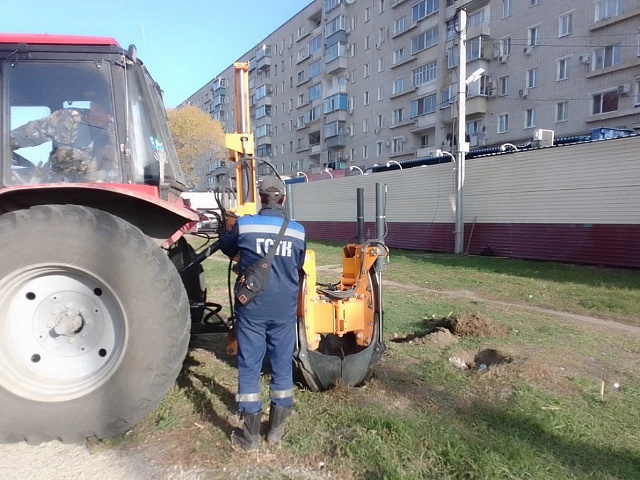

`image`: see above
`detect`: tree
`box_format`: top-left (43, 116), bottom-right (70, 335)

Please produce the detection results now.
top-left (167, 105), bottom-right (226, 188)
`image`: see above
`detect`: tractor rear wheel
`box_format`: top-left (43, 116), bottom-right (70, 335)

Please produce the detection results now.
top-left (0, 205), bottom-right (190, 444)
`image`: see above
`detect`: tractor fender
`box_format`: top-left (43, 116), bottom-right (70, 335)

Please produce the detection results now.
top-left (0, 183), bottom-right (199, 245)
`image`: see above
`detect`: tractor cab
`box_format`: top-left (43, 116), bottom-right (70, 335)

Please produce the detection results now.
top-left (1, 35), bottom-right (184, 190)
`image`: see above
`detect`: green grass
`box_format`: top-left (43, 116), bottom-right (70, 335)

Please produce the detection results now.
top-left (109, 236), bottom-right (640, 479)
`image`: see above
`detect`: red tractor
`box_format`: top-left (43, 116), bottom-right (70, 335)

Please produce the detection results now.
top-left (0, 34), bottom-right (201, 443)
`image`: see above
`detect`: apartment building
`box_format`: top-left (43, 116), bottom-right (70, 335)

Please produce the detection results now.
top-left (182, 0), bottom-right (640, 189)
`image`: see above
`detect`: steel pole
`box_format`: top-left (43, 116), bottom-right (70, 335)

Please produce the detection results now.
top-left (455, 9), bottom-right (468, 255)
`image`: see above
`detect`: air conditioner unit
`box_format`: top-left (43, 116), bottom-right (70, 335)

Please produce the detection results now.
top-left (618, 84), bottom-right (631, 95)
top-left (533, 128), bottom-right (554, 148)
top-left (519, 88), bottom-right (529, 98)
top-left (498, 54), bottom-right (508, 64)
top-left (488, 90), bottom-right (497, 98)
top-left (523, 46), bottom-right (534, 55)
top-left (385, 140), bottom-right (391, 147)
top-left (488, 81), bottom-right (496, 90)
top-left (578, 54), bottom-right (591, 64)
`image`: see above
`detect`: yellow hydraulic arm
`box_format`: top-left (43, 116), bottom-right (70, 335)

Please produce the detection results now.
top-left (225, 62), bottom-right (257, 217)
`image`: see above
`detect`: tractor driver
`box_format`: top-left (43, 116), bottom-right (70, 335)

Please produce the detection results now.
top-left (9, 96), bottom-right (118, 182)
top-left (220, 176), bottom-right (306, 451)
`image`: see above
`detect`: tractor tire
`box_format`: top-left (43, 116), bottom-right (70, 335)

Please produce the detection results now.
top-left (0, 205), bottom-right (190, 444)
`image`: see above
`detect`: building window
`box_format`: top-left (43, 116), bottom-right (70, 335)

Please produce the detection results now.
top-left (378, 57), bottom-right (384, 72)
top-left (378, 0), bottom-right (385, 14)
top-left (526, 68), bottom-right (538, 88)
top-left (412, 0), bottom-right (439, 22)
top-left (595, 0), bottom-right (623, 22)
top-left (363, 144), bottom-right (369, 159)
top-left (308, 36), bottom-right (323, 56)
top-left (363, 117), bottom-right (369, 133)
top-left (556, 101), bottom-right (569, 122)
top-left (557, 58), bottom-right (569, 80)
top-left (447, 46), bottom-right (458, 68)
top-left (593, 44), bottom-right (622, 70)
top-left (528, 26), bottom-right (540, 46)
top-left (364, 90), bottom-right (370, 105)
top-left (324, 120), bottom-right (346, 138)
top-left (365, 7), bottom-right (371, 22)
top-left (636, 80), bottom-right (640, 105)
top-left (325, 15), bottom-right (348, 38)
top-left (411, 26), bottom-right (439, 54)
top-left (377, 85), bottom-right (384, 101)
top-left (420, 135), bottom-right (429, 147)
top-left (413, 60), bottom-right (437, 87)
top-left (325, 42), bottom-right (347, 62)
top-left (498, 114), bottom-right (509, 133)
top-left (393, 47), bottom-right (406, 64)
top-left (297, 70), bottom-right (306, 84)
top-left (410, 94), bottom-right (437, 117)
top-left (524, 108), bottom-right (536, 128)
top-left (364, 63), bottom-right (370, 78)
top-left (308, 83), bottom-right (322, 102)
top-left (309, 60), bottom-right (322, 79)
top-left (440, 86), bottom-right (452, 107)
top-left (364, 35), bottom-right (371, 50)
top-left (500, 37), bottom-right (512, 56)
top-left (376, 141), bottom-right (383, 156)
top-left (377, 113), bottom-right (384, 129)
top-left (530, 0), bottom-right (540, 5)
top-left (502, 0), bottom-right (512, 18)
top-left (394, 16), bottom-right (407, 35)
top-left (393, 108), bottom-right (404, 125)
top-left (445, 19), bottom-right (456, 41)
top-left (499, 75), bottom-right (510, 96)
top-left (466, 36), bottom-right (484, 61)
top-left (324, 93), bottom-right (348, 113)
top-left (391, 137), bottom-right (404, 154)
top-left (559, 12), bottom-right (573, 37)
top-left (592, 90), bottom-right (619, 114)
top-left (393, 77), bottom-right (405, 95)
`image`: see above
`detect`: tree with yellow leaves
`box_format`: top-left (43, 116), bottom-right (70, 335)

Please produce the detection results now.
top-left (167, 105), bottom-right (226, 188)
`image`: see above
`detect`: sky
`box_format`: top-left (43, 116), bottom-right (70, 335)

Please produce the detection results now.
top-left (1, 0), bottom-right (311, 108)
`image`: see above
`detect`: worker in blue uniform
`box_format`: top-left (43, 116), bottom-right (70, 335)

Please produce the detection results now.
top-left (220, 176), bottom-right (306, 451)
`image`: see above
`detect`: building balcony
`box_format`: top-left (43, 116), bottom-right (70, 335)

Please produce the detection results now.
top-left (326, 134), bottom-right (347, 148)
top-left (324, 109), bottom-right (348, 122)
top-left (325, 55), bottom-right (348, 74)
top-left (254, 95), bottom-right (272, 108)
top-left (451, 95), bottom-right (489, 118)
top-left (256, 55), bottom-right (272, 71)
top-left (412, 114), bottom-right (437, 132)
top-left (255, 135), bottom-right (272, 146)
top-left (309, 144), bottom-right (322, 156)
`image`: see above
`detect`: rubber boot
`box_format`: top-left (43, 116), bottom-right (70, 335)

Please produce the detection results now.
top-left (231, 411), bottom-right (262, 451)
top-left (267, 404), bottom-right (293, 444)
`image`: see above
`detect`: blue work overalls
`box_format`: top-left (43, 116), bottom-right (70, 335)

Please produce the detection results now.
top-left (220, 206), bottom-right (306, 414)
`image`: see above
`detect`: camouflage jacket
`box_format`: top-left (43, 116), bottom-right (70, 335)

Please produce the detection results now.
top-left (10, 108), bottom-right (116, 179)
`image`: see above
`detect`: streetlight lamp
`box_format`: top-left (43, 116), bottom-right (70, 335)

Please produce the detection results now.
top-left (349, 165), bottom-right (364, 175)
top-left (296, 171), bottom-right (308, 182)
top-left (386, 160), bottom-right (403, 170)
top-left (322, 168), bottom-right (334, 179)
top-left (500, 143), bottom-right (519, 152)
top-left (438, 150), bottom-right (456, 164)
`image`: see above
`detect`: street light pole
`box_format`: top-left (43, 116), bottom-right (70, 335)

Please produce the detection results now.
top-left (455, 9), bottom-right (468, 255)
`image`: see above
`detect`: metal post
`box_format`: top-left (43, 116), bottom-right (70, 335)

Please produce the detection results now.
top-left (455, 9), bottom-right (468, 255)
top-left (356, 188), bottom-right (365, 244)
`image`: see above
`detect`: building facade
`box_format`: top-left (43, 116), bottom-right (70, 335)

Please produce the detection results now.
top-left (182, 0), bottom-right (640, 189)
